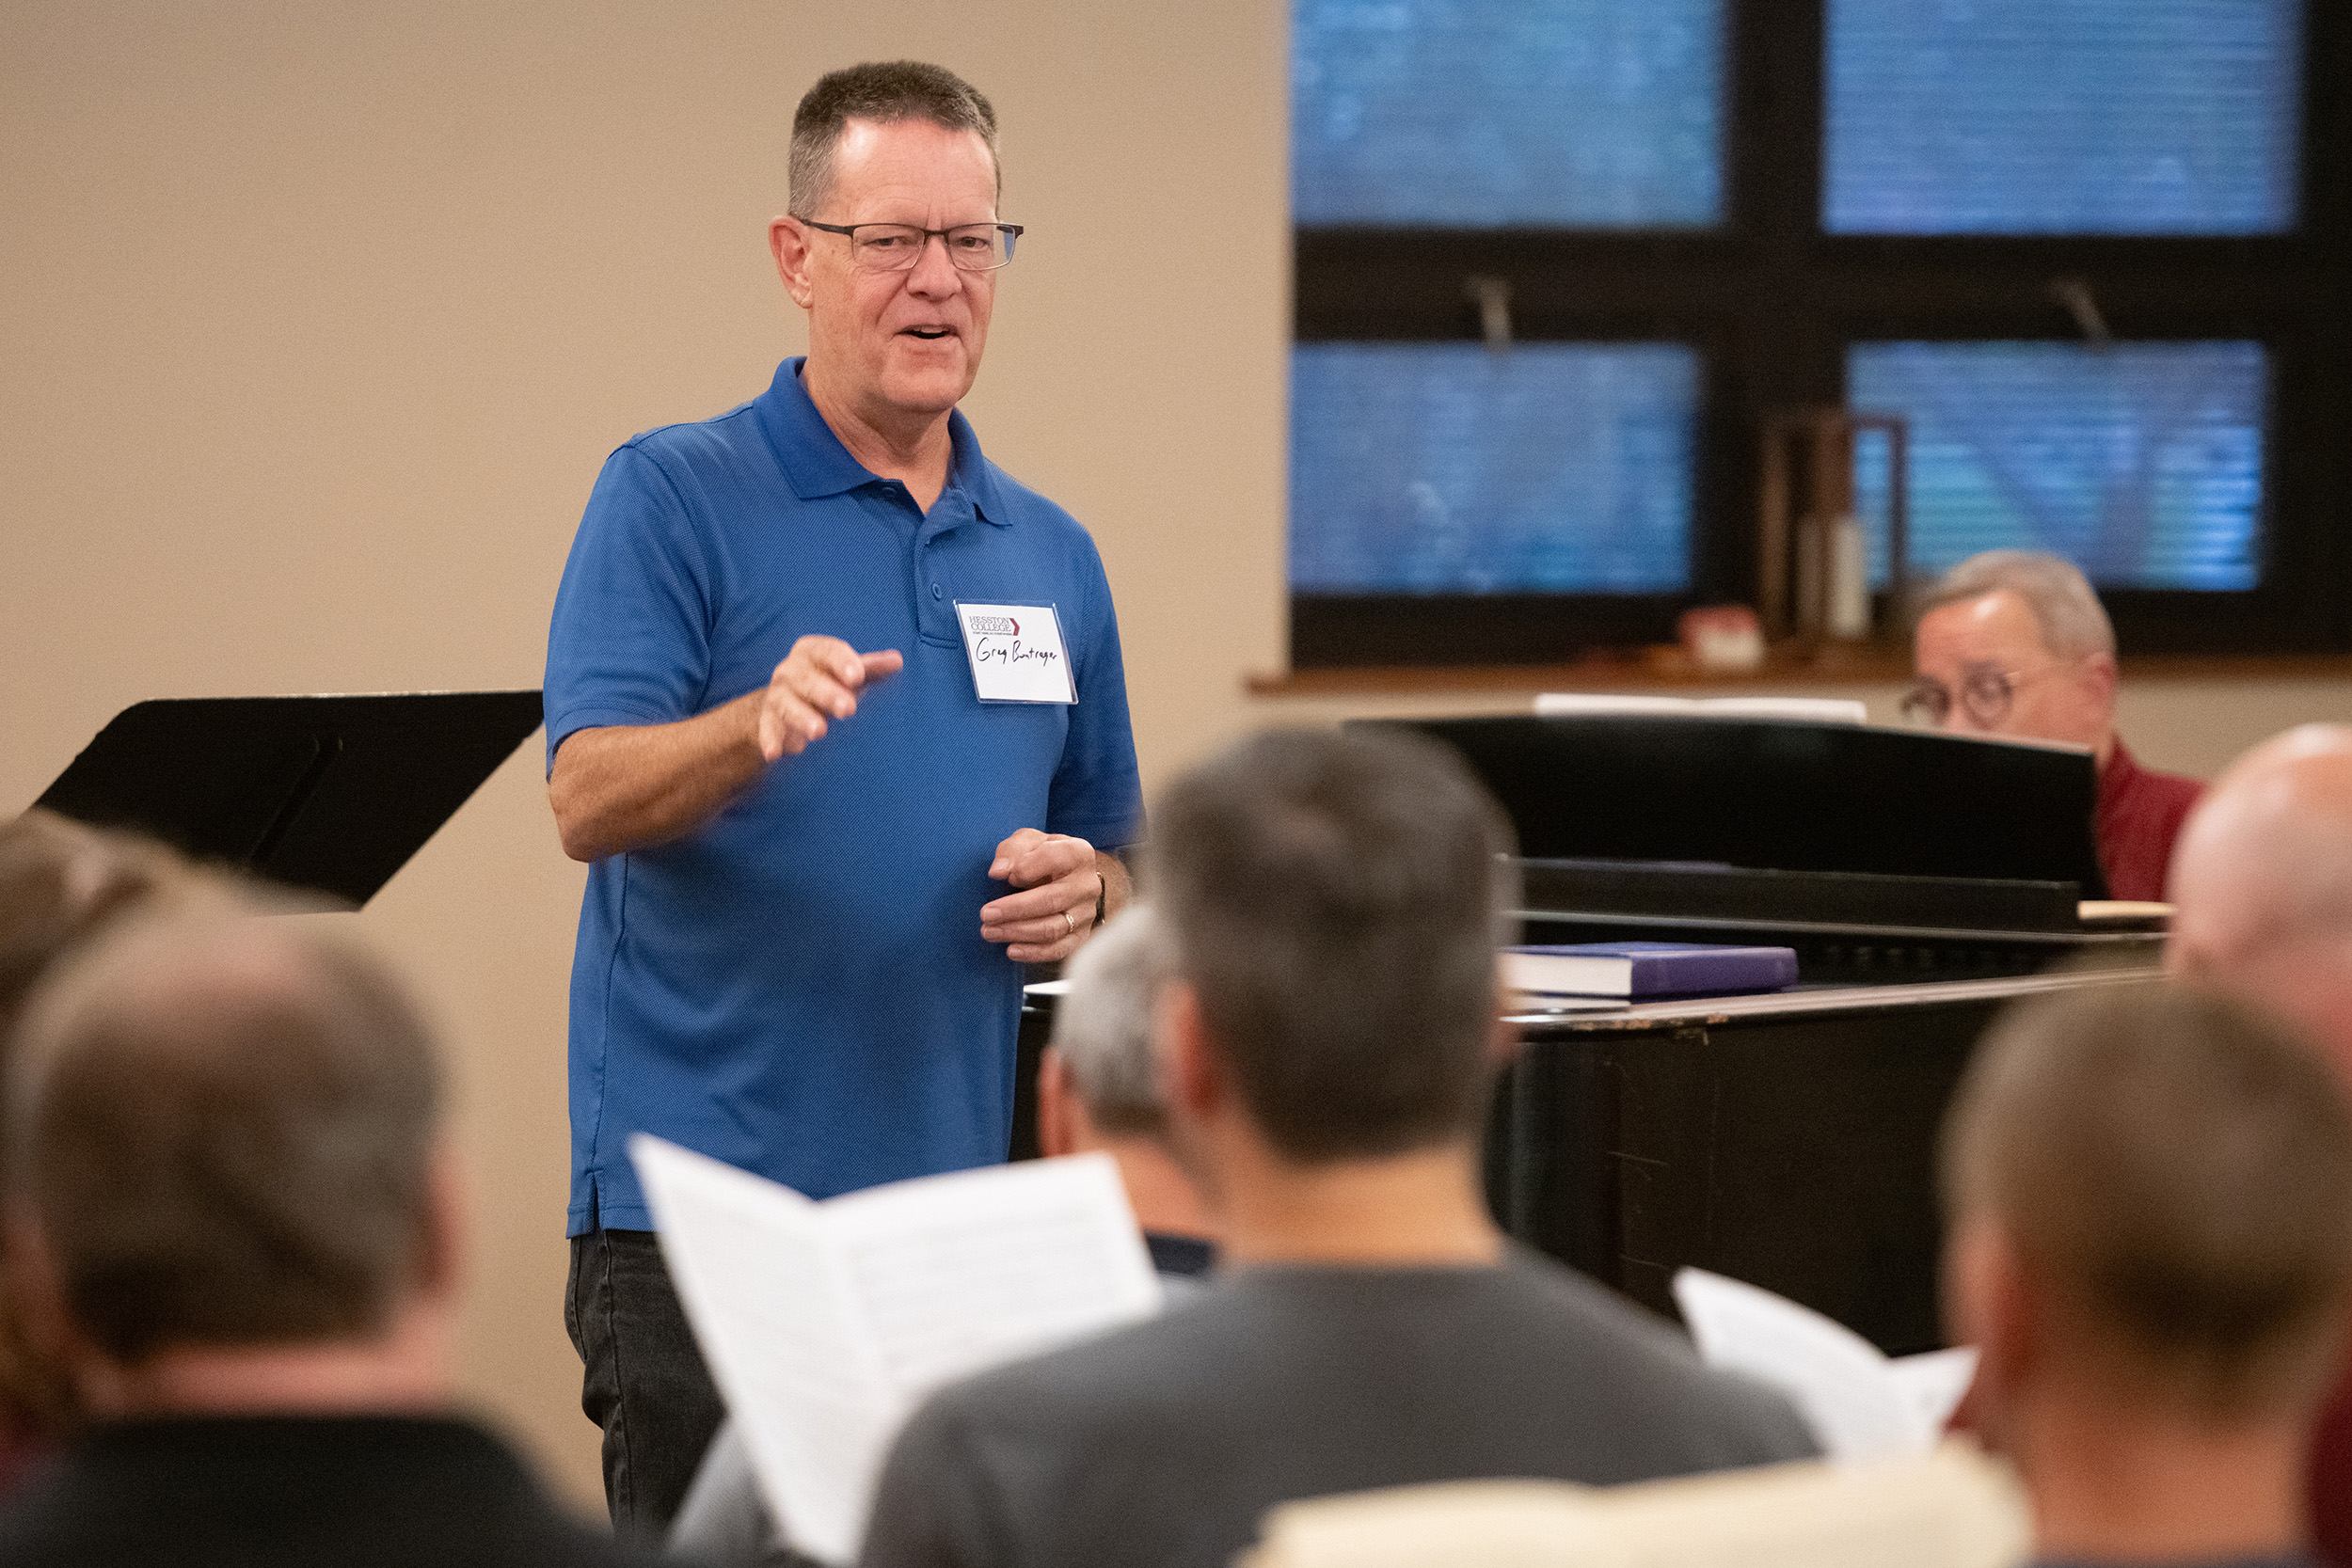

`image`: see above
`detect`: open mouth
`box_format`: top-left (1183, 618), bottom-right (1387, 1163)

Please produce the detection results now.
top-left (901, 325), bottom-right (954, 341)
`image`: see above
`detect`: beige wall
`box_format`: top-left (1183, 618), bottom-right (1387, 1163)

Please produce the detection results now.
top-left (0, 0), bottom-right (1286, 1511)
top-left (3, 0), bottom-right (2345, 1515)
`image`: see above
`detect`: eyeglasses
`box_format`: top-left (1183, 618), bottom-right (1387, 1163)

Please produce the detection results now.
top-left (800, 219), bottom-right (1023, 273)
top-left (1899, 661), bottom-right (2066, 731)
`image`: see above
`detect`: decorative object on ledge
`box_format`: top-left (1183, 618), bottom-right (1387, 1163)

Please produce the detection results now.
top-left (1677, 604), bottom-right (1766, 673)
top-left (1757, 407), bottom-right (1909, 647)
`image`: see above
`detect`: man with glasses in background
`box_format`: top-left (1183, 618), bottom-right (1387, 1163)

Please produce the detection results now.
top-left (1903, 549), bottom-right (2201, 900)
top-left (543, 60), bottom-right (1140, 1539)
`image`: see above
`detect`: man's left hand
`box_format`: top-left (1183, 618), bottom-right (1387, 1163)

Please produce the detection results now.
top-left (981, 831), bottom-right (1108, 962)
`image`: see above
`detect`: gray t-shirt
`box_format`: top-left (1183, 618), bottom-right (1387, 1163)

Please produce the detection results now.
top-left (857, 1247), bottom-right (1818, 1568)
top-left (671, 1259), bottom-right (1220, 1568)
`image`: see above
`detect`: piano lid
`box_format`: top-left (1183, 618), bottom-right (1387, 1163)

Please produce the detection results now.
top-left (1363, 714), bottom-right (2106, 897)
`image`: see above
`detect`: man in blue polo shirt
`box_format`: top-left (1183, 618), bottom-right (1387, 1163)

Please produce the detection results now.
top-left (542, 61), bottom-right (1141, 1541)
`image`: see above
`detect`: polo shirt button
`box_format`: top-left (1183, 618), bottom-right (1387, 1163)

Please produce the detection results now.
top-left (931, 583), bottom-right (943, 599)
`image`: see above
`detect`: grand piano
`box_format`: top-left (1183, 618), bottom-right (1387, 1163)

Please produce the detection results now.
top-left (1390, 713), bottom-right (2162, 1354)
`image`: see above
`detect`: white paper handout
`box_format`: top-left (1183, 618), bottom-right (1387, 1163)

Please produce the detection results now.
top-left (631, 1136), bottom-right (1163, 1564)
top-left (956, 601), bottom-right (1076, 704)
top-left (1672, 1268), bottom-right (1979, 1464)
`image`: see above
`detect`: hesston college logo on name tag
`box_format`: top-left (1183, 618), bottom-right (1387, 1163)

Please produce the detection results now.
top-left (955, 602), bottom-right (1076, 705)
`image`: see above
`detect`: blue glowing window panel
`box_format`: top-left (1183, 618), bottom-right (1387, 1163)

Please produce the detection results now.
top-left (1290, 342), bottom-right (1697, 594)
top-left (1824, 0), bottom-right (2303, 235)
top-left (1294, 0), bottom-right (1725, 228)
top-left (1848, 341), bottom-right (2266, 591)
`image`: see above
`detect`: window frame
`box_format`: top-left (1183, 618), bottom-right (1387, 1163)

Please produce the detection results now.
top-left (1289, 0), bottom-right (2352, 668)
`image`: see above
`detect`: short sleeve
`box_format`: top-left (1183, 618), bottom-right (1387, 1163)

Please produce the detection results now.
top-left (1045, 540), bottom-right (1144, 849)
top-left (543, 442), bottom-right (716, 773)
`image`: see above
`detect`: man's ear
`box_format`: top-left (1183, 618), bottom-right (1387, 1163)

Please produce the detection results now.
top-left (4, 1203), bottom-right (72, 1363)
top-left (1486, 1007), bottom-right (1523, 1070)
top-left (415, 1148), bottom-right (468, 1305)
top-left (769, 215), bottom-right (816, 310)
top-left (4, 1199), bottom-right (110, 1413)
top-left (2081, 650), bottom-right (2120, 717)
top-left (1946, 1214), bottom-right (2036, 1433)
top-left (1158, 982), bottom-right (1224, 1121)
top-left (1036, 1045), bottom-right (1089, 1160)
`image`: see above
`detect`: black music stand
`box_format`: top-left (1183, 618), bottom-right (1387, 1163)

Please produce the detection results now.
top-left (31, 691), bottom-right (546, 908)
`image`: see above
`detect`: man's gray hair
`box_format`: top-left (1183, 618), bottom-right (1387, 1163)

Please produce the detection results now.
top-left (1049, 905), bottom-right (1172, 1137)
top-left (1916, 549), bottom-right (2116, 660)
top-left (788, 61), bottom-right (999, 221)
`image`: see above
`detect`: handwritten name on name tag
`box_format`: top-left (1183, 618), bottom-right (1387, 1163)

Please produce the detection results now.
top-left (956, 602), bottom-right (1076, 705)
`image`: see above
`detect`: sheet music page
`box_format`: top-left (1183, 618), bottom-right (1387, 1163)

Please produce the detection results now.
top-left (1694, 696), bottom-right (1868, 725)
top-left (1888, 1347), bottom-right (1981, 1437)
top-left (1671, 1268), bottom-right (1931, 1463)
top-left (629, 1136), bottom-right (897, 1567)
top-left (822, 1152), bottom-right (1165, 1401)
top-left (1529, 694), bottom-right (1867, 724)
top-left (1534, 692), bottom-right (1698, 717)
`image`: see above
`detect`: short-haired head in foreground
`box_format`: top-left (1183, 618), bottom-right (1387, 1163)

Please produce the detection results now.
top-left (788, 60), bottom-right (1000, 221)
top-left (1944, 982), bottom-right (2352, 1423)
top-left (2169, 724), bottom-right (2352, 1070)
top-left (1050, 904), bottom-right (1173, 1136)
top-left (1149, 725), bottom-right (1518, 1164)
top-left (0, 813), bottom-right (222, 1432)
top-left (8, 912), bottom-right (442, 1367)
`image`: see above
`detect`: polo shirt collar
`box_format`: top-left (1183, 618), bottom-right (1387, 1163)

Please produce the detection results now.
top-left (946, 406), bottom-right (1011, 527)
top-left (757, 356), bottom-right (1012, 527)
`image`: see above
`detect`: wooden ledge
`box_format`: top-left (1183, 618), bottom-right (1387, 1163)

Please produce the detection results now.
top-left (1246, 652), bottom-right (2352, 700)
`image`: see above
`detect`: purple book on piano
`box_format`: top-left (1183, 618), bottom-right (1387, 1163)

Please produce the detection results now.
top-left (1502, 942), bottom-right (1799, 1000)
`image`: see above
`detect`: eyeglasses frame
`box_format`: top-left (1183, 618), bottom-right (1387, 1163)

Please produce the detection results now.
top-left (1899, 659), bottom-right (2075, 732)
top-left (797, 218), bottom-right (1025, 273)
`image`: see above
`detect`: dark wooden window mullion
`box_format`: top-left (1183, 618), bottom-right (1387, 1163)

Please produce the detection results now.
top-left (1289, 0), bottom-right (2348, 667)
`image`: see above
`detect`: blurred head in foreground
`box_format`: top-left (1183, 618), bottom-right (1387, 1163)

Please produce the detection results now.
top-left (0, 812), bottom-right (215, 1442)
top-left (1943, 983), bottom-right (2352, 1561)
top-left (1039, 905), bottom-right (1213, 1250)
top-left (2169, 723), bottom-right (2352, 1077)
top-left (5, 911), bottom-right (457, 1418)
top-left (1147, 725), bottom-right (1517, 1252)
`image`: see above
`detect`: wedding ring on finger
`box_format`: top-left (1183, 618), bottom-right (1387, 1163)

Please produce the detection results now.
top-left (1063, 909), bottom-right (1075, 937)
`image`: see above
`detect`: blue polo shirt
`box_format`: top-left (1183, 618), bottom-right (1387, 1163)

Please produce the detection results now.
top-left (545, 357), bottom-right (1143, 1232)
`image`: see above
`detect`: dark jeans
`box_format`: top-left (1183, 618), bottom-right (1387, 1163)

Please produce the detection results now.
top-left (565, 1228), bottom-right (726, 1544)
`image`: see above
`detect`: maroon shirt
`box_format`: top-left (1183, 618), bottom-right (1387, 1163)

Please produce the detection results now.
top-left (2313, 1371), bottom-right (2352, 1564)
top-left (2094, 738), bottom-right (2203, 902)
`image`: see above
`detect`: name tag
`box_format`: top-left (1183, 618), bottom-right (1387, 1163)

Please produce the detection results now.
top-left (956, 602), bottom-right (1076, 705)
